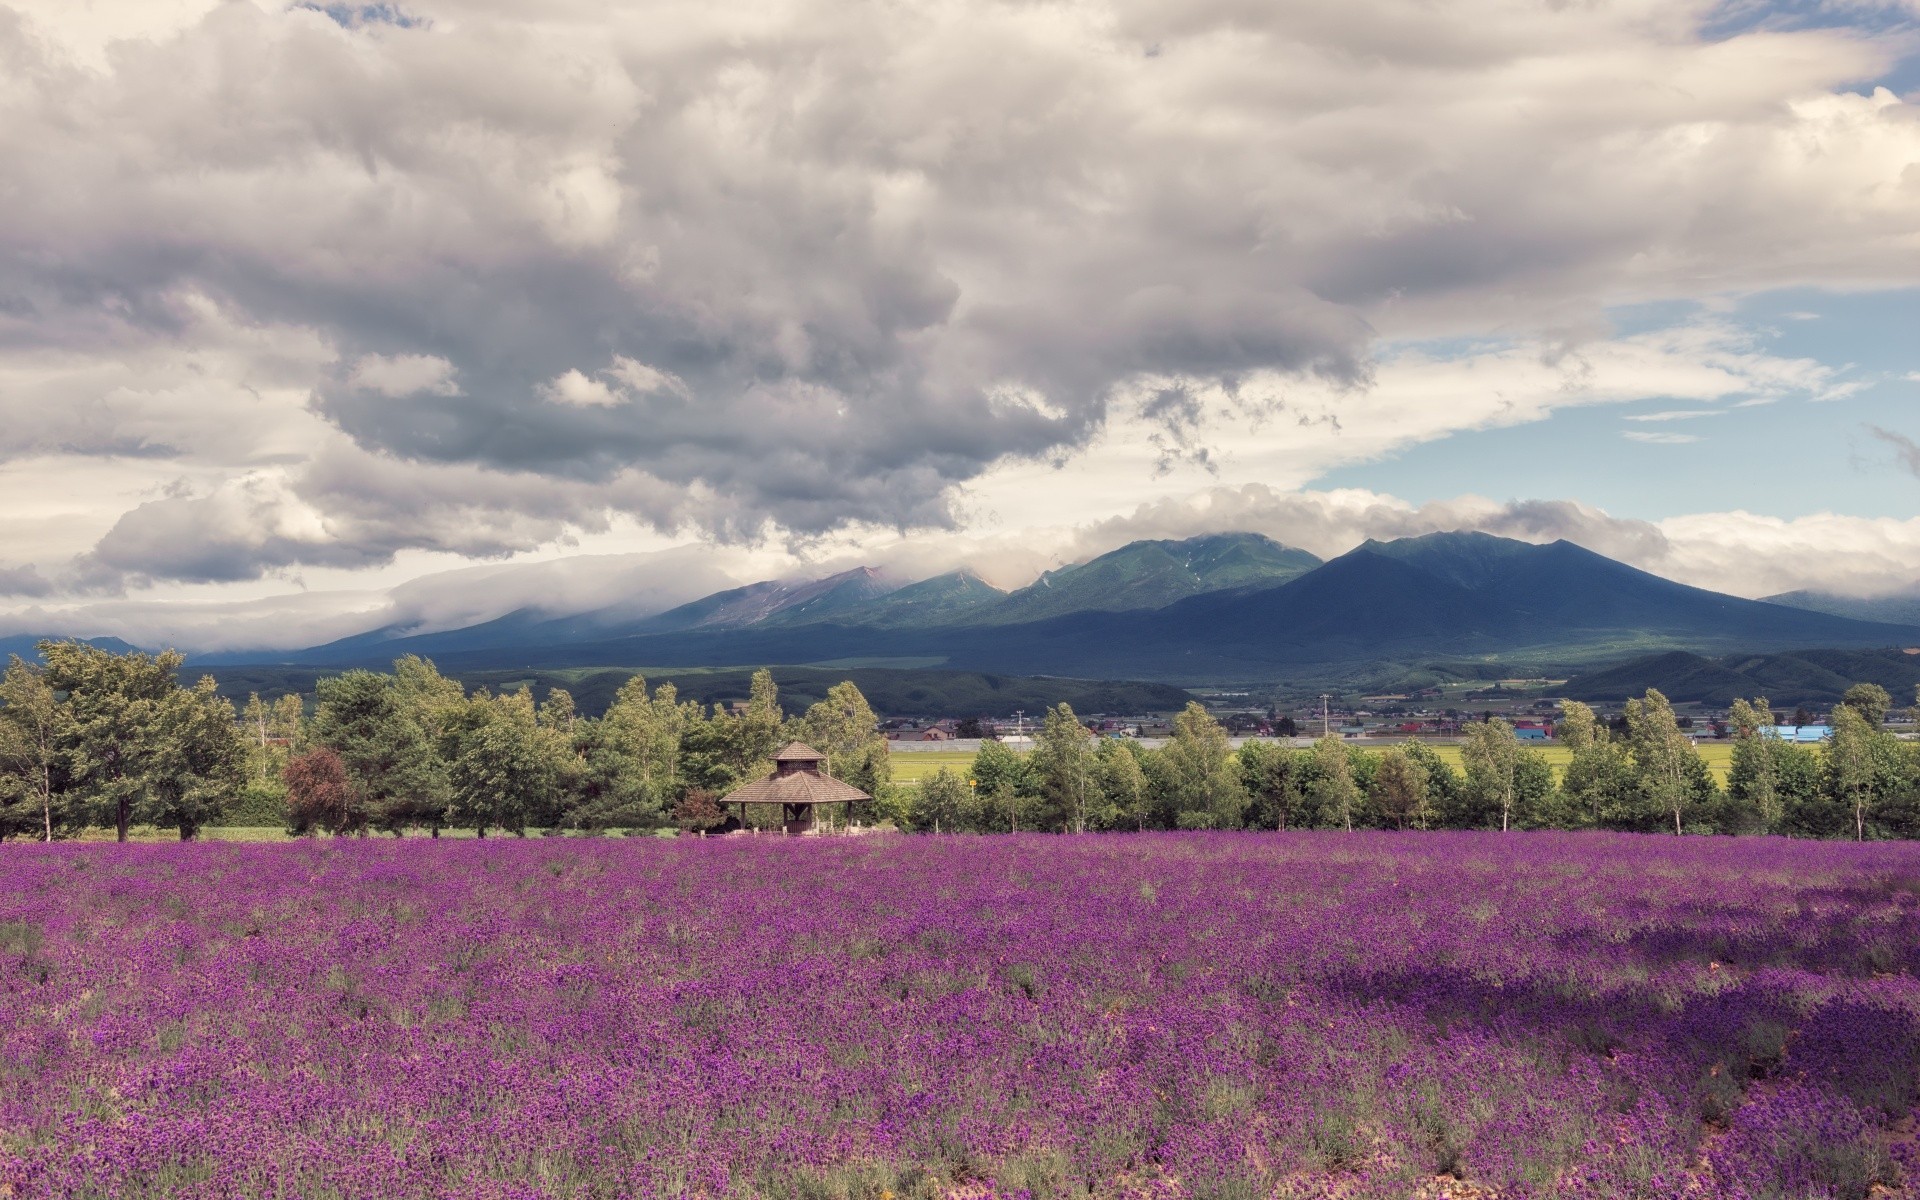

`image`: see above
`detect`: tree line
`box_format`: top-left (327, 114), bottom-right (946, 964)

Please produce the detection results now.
top-left (1, 642), bottom-right (1915, 842)
top-left (0, 644), bottom-right (892, 840)
top-left (933, 684), bottom-right (1919, 840)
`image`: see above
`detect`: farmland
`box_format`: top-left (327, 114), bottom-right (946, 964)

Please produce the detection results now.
top-left (3, 834), bottom-right (1916, 1199)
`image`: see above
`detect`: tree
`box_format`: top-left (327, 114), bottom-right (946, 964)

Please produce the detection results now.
top-left (145, 676), bottom-right (246, 840)
top-left (1842, 683), bottom-right (1893, 728)
top-left (284, 747), bottom-right (359, 836)
top-left (538, 687), bottom-right (577, 734)
top-left (40, 641), bottom-right (184, 842)
top-left (444, 688), bottom-right (563, 837)
top-left (1238, 740), bottom-right (1307, 831)
top-left (797, 681), bottom-right (891, 801)
top-left (1557, 704), bottom-right (1634, 829)
top-left (1093, 738), bottom-right (1150, 831)
top-left (1401, 741), bottom-right (1464, 826)
top-left (1461, 718), bottom-right (1522, 832)
top-left (1032, 703), bottom-right (1096, 832)
top-left (1728, 697), bottom-right (1782, 832)
top-left (1308, 734), bottom-right (1361, 832)
top-left (604, 676), bottom-right (696, 814)
top-left (1371, 746), bottom-right (1431, 831)
top-left (1557, 701), bottom-right (1600, 753)
top-left (311, 670), bottom-right (448, 835)
top-left (0, 657), bottom-right (68, 842)
top-left (1163, 702), bottom-right (1246, 830)
top-left (915, 767), bottom-right (968, 833)
top-left (1827, 703), bottom-right (1885, 842)
top-left (1625, 689), bottom-right (1701, 836)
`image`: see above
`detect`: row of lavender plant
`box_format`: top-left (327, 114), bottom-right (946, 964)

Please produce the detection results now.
top-left (3, 832), bottom-right (1916, 1198)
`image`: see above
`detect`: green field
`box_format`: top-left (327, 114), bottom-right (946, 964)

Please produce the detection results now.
top-left (890, 740), bottom-right (1744, 785)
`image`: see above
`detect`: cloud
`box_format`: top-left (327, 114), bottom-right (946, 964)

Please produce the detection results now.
top-left (538, 369), bottom-right (622, 408)
top-left (347, 353), bottom-right (459, 397)
top-left (0, 0), bottom-right (1913, 567)
top-left (0, 545), bottom-right (758, 654)
top-left (1623, 431), bottom-right (1704, 444)
top-left (1623, 409), bottom-right (1726, 421)
top-left (1869, 424), bottom-right (1920, 476)
top-left (0, 0), bottom-right (1913, 620)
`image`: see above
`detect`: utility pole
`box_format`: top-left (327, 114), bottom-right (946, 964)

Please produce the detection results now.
top-left (1321, 694), bottom-right (1331, 738)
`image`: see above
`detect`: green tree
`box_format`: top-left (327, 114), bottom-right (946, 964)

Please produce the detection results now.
top-left (145, 676), bottom-right (246, 840)
top-left (1308, 734), bottom-right (1361, 832)
top-left (970, 738), bottom-right (1034, 800)
top-left (797, 681), bottom-right (891, 801)
top-left (0, 657), bottom-right (69, 841)
top-left (1560, 718), bottom-right (1634, 829)
top-left (1238, 740), bottom-right (1307, 831)
top-left (561, 717), bottom-right (664, 833)
top-left (311, 669), bottom-right (448, 835)
top-left (40, 641), bottom-right (184, 842)
top-left (445, 688), bottom-right (563, 837)
top-left (604, 676), bottom-right (695, 812)
top-left (1462, 718), bottom-right (1522, 832)
top-left (1401, 741), bottom-right (1465, 825)
top-left (1841, 683), bottom-right (1893, 728)
top-left (1827, 703), bottom-right (1887, 842)
top-left (915, 767), bottom-right (968, 833)
top-left (1371, 746), bottom-right (1431, 831)
top-left (1033, 703), bottom-right (1096, 832)
top-left (1728, 697), bottom-right (1782, 832)
top-left (1625, 689), bottom-right (1703, 835)
top-left (1092, 738), bottom-right (1150, 831)
top-left (1163, 702), bottom-right (1246, 830)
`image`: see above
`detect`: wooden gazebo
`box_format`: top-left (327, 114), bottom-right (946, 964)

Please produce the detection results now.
top-left (721, 742), bottom-right (869, 834)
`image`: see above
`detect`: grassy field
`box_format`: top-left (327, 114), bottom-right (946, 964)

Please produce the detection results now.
top-left (890, 740), bottom-right (1744, 784)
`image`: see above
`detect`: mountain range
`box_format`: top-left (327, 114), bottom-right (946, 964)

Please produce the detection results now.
top-left (1763, 588), bottom-right (1920, 629)
top-left (198, 530), bottom-right (1920, 684)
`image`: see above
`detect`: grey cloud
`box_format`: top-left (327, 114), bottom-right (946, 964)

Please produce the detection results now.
top-left (1, 0), bottom-right (1916, 584)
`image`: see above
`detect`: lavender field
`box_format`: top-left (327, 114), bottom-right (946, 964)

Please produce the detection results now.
top-left (3, 834), bottom-right (1918, 1200)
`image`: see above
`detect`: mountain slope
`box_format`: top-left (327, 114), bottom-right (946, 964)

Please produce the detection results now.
top-left (1764, 589), bottom-right (1920, 628)
top-left (985, 533), bottom-right (1321, 624)
top-left (0, 634), bottom-right (144, 661)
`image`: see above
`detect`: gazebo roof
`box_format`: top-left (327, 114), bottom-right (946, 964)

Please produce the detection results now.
top-left (772, 741), bottom-right (827, 763)
top-left (724, 771), bottom-right (868, 806)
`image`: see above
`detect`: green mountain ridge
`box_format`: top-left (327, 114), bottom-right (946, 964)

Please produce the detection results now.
top-left (1564, 647), bottom-right (1920, 706)
top-left (984, 533), bottom-right (1323, 624)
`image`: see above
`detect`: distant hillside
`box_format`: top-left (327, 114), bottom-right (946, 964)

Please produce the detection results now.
top-left (985, 533), bottom-right (1321, 624)
top-left (1765, 589), bottom-right (1920, 628)
top-left (1563, 647), bottom-right (1920, 706)
top-left (0, 634), bottom-right (143, 662)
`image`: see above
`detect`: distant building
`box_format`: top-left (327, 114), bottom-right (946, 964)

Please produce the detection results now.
top-left (1762, 725), bottom-right (1832, 743)
top-left (1514, 727), bottom-right (1549, 741)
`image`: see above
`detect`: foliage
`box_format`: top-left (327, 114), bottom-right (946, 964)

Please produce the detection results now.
top-left (284, 747), bottom-right (360, 836)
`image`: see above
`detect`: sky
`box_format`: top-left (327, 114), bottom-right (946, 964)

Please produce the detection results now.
top-left (0, 0), bottom-right (1918, 652)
